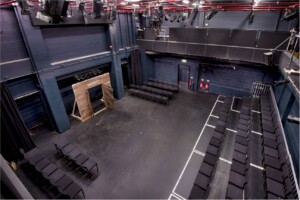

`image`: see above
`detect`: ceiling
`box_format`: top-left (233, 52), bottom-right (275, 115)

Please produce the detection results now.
top-left (0, 0), bottom-right (299, 13)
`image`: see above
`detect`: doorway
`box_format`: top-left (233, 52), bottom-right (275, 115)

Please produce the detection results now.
top-left (178, 64), bottom-right (191, 90)
top-left (121, 62), bottom-right (130, 88)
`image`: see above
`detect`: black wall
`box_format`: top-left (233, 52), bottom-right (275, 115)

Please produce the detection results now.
top-left (41, 26), bottom-right (110, 62)
top-left (151, 56), bottom-right (279, 96)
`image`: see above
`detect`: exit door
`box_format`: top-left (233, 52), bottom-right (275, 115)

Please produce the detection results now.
top-left (179, 64), bottom-right (190, 82)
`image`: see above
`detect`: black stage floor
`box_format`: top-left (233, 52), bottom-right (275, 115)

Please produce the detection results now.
top-left (18, 91), bottom-right (218, 199)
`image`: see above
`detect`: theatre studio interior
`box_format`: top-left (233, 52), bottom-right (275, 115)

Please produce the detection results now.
top-left (0, 0), bottom-right (300, 199)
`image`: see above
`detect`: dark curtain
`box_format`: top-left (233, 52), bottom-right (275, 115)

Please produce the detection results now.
top-left (0, 82), bottom-right (35, 162)
top-left (130, 50), bottom-right (143, 85)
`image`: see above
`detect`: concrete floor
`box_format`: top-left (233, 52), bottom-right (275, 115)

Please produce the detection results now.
top-left (19, 91), bottom-right (217, 199)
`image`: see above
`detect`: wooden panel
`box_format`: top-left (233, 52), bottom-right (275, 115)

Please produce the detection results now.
top-left (72, 73), bottom-right (114, 122)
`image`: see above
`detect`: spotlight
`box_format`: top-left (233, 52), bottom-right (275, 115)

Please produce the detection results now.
top-left (164, 14), bottom-right (170, 21)
top-left (248, 11), bottom-right (254, 24)
top-left (283, 7), bottom-right (298, 21)
top-left (177, 15), bottom-right (182, 23)
top-left (205, 7), bottom-right (218, 20)
top-left (170, 15), bottom-right (177, 22)
top-left (110, 8), bottom-right (117, 20)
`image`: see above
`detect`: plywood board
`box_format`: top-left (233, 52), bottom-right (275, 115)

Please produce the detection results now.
top-left (71, 73), bottom-right (115, 122)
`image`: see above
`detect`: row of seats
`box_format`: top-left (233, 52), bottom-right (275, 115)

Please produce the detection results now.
top-left (226, 98), bottom-right (251, 199)
top-left (130, 84), bottom-right (174, 98)
top-left (53, 138), bottom-right (99, 178)
top-left (144, 81), bottom-right (178, 93)
top-left (148, 78), bottom-right (179, 91)
top-left (128, 89), bottom-right (168, 104)
top-left (20, 148), bottom-right (85, 199)
top-left (259, 92), bottom-right (298, 199)
top-left (189, 97), bottom-right (232, 199)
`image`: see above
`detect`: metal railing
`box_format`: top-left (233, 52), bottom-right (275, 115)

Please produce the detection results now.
top-left (251, 82), bottom-right (270, 97)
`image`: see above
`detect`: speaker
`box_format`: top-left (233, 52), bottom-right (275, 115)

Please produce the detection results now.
top-left (61, 1), bottom-right (69, 17)
top-left (263, 52), bottom-right (274, 66)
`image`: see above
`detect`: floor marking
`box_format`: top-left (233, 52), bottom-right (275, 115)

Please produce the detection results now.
top-left (219, 157), bottom-right (232, 164)
top-left (226, 128), bottom-right (237, 133)
top-left (217, 100), bottom-right (224, 103)
top-left (206, 124), bottom-right (216, 129)
top-left (210, 115), bottom-right (219, 118)
top-left (252, 110), bottom-right (261, 114)
top-left (193, 150), bottom-right (205, 156)
top-left (250, 163), bottom-right (264, 170)
top-left (230, 97), bottom-right (235, 111)
top-left (171, 96), bottom-right (220, 196)
top-left (172, 192), bottom-right (185, 200)
top-left (231, 109), bottom-right (241, 113)
top-left (169, 193), bottom-right (182, 200)
top-left (217, 95), bottom-right (226, 101)
top-left (251, 130), bottom-right (262, 136)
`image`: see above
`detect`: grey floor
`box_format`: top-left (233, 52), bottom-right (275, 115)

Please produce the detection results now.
top-left (18, 91), bottom-right (217, 199)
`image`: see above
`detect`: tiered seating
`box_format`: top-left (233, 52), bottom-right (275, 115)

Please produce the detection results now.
top-left (20, 148), bottom-right (85, 199)
top-left (259, 91), bottom-right (298, 199)
top-left (148, 78), bottom-right (179, 92)
top-left (128, 89), bottom-right (168, 104)
top-left (130, 84), bottom-right (174, 98)
top-left (189, 97), bottom-right (231, 199)
top-left (53, 138), bottom-right (99, 177)
top-left (144, 81), bottom-right (178, 93)
top-left (226, 98), bottom-right (251, 199)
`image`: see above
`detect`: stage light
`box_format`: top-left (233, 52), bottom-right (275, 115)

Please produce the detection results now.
top-left (164, 14), bottom-right (170, 21)
top-left (177, 15), bottom-right (182, 23)
top-left (183, 0), bottom-right (189, 4)
top-left (205, 7), bottom-right (218, 20)
top-left (170, 15), bottom-right (177, 22)
top-left (248, 11), bottom-right (254, 24)
top-left (284, 7), bottom-right (298, 21)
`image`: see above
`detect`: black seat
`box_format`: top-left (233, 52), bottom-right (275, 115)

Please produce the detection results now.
top-left (235, 135), bottom-right (248, 146)
top-left (206, 145), bottom-right (219, 156)
top-left (199, 162), bottom-right (214, 177)
top-left (80, 159), bottom-right (99, 175)
top-left (189, 185), bottom-right (206, 199)
top-left (265, 178), bottom-right (285, 198)
top-left (42, 163), bottom-right (58, 178)
top-left (203, 153), bottom-right (218, 166)
top-left (235, 143), bottom-right (248, 154)
top-left (74, 154), bottom-right (89, 166)
top-left (49, 169), bottom-right (65, 185)
top-left (212, 131), bottom-right (224, 140)
top-left (237, 124), bottom-right (249, 132)
top-left (265, 166), bottom-right (283, 183)
top-left (263, 155), bottom-right (282, 170)
top-left (233, 151), bottom-right (247, 164)
top-left (215, 124), bottom-right (225, 133)
top-left (264, 146), bottom-right (279, 159)
top-left (231, 160), bottom-right (247, 175)
top-left (209, 137), bottom-right (221, 148)
top-left (194, 172), bottom-right (210, 190)
top-left (226, 183), bottom-right (243, 199)
top-left (237, 130), bottom-right (248, 138)
top-left (229, 171), bottom-right (246, 189)
top-left (59, 181), bottom-right (85, 199)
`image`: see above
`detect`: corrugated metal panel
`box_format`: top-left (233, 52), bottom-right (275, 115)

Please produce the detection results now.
top-left (16, 93), bottom-right (48, 129)
top-left (0, 7), bottom-right (29, 63)
top-left (41, 26), bottom-right (109, 62)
